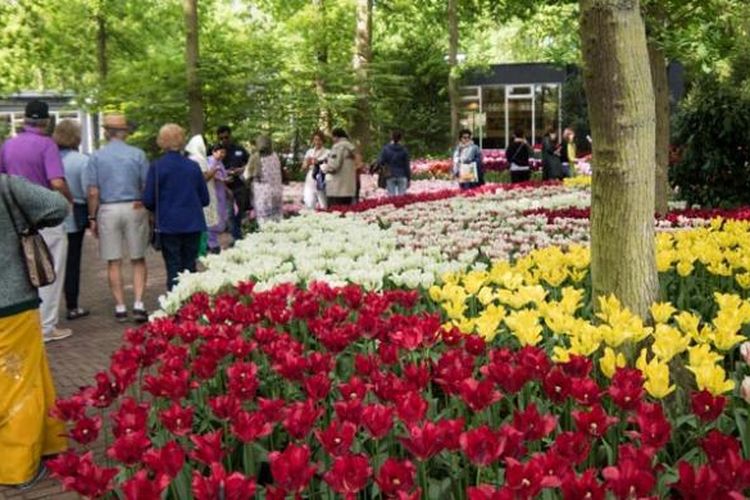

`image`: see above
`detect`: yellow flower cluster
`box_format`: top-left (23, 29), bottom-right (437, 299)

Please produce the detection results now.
top-left (430, 221), bottom-right (750, 398)
top-left (563, 175), bottom-right (592, 188)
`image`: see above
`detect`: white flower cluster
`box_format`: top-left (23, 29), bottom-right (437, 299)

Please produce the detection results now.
top-left (160, 213), bottom-right (465, 313)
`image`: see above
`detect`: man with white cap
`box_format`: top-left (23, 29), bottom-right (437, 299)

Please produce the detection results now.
top-left (86, 114), bottom-right (150, 323)
top-left (0, 99), bottom-right (74, 342)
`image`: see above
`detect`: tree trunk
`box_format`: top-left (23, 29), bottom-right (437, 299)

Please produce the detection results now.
top-left (313, 0), bottom-right (331, 134)
top-left (579, 0), bottom-right (658, 319)
top-left (649, 41), bottom-right (670, 216)
top-left (95, 0), bottom-right (108, 149)
top-left (184, 0), bottom-right (204, 136)
top-left (352, 0), bottom-right (372, 156)
top-left (448, 0), bottom-right (459, 145)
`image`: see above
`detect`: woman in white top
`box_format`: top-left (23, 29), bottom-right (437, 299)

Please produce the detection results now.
top-left (302, 130), bottom-right (329, 209)
top-left (185, 135), bottom-right (220, 228)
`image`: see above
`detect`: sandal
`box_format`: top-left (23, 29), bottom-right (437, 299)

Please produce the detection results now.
top-left (66, 308), bottom-right (90, 320)
top-left (13, 464), bottom-right (48, 490)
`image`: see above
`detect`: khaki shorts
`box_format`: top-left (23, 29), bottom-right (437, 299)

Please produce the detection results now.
top-left (97, 202), bottom-right (149, 261)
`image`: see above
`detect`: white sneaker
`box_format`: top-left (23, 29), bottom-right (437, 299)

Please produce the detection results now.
top-left (43, 327), bottom-right (73, 343)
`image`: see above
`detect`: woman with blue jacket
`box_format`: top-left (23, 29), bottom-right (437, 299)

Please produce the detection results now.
top-left (143, 124), bottom-right (209, 291)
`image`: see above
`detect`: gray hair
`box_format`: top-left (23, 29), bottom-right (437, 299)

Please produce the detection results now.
top-left (256, 135), bottom-right (273, 156)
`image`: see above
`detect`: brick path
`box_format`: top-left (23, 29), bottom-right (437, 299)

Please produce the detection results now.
top-left (0, 237), bottom-right (168, 500)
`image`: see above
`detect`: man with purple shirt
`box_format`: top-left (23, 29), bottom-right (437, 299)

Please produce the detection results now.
top-left (0, 100), bottom-right (74, 343)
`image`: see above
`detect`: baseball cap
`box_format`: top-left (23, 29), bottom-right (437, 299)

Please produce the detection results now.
top-left (25, 100), bottom-right (50, 119)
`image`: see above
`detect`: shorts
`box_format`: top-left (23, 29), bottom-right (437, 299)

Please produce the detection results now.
top-left (97, 202), bottom-right (150, 261)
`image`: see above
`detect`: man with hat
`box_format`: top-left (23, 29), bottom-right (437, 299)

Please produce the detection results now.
top-left (86, 113), bottom-right (150, 323)
top-left (0, 99), bottom-right (74, 343)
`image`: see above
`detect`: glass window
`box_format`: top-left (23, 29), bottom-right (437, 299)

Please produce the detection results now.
top-left (481, 86), bottom-right (505, 149)
top-left (507, 97), bottom-right (533, 146)
top-left (508, 85), bottom-right (533, 97)
top-left (534, 84), bottom-right (560, 145)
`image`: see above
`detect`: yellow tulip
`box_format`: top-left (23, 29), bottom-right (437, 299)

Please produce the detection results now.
top-left (552, 346), bottom-right (572, 363)
top-left (649, 302), bottom-right (676, 324)
top-left (675, 311), bottom-right (701, 339)
top-left (642, 358), bottom-right (676, 399)
top-left (504, 309), bottom-right (543, 347)
top-left (687, 344), bottom-right (723, 367)
top-left (428, 285), bottom-right (443, 303)
top-left (676, 260), bottom-right (694, 277)
top-left (688, 363), bottom-right (735, 395)
top-left (651, 324), bottom-right (690, 362)
top-left (599, 347), bottom-right (626, 378)
top-left (560, 287), bottom-right (584, 315)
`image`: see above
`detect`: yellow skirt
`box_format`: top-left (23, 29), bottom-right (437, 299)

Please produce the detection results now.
top-left (0, 309), bottom-right (67, 485)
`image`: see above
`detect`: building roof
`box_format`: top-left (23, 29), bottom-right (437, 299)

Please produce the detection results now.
top-left (464, 63), bottom-right (568, 86)
top-left (0, 91), bottom-right (78, 113)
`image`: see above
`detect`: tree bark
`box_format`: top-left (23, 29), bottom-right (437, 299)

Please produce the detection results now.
top-left (184, 0), bottom-right (204, 135)
top-left (351, 0), bottom-right (372, 155)
top-left (448, 0), bottom-right (459, 145)
top-left (96, 3), bottom-right (108, 81)
top-left (649, 41), bottom-right (670, 216)
top-left (579, 0), bottom-right (658, 319)
top-left (312, 0), bottom-right (331, 134)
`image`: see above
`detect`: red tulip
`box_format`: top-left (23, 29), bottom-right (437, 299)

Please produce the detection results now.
top-left (505, 456), bottom-right (560, 497)
top-left (608, 367), bottom-right (644, 411)
top-left (466, 485), bottom-right (513, 500)
top-left (464, 334), bottom-right (486, 355)
top-left (670, 461), bottom-right (722, 499)
top-left (437, 418), bottom-right (465, 451)
top-left (701, 429), bottom-right (740, 462)
top-left (107, 430), bottom-right (151, 465)
top-left (51, 394), bottom-right (88, 421)
top-left (560, 469), bottom-right (605, 500)
top-left (552, 431), bottom-right (591, 465)
top-left (362, 403), bottom-right (395, 439)
top-left (602, 459), bottom-right (656, 499)
top-left (460, 425), bottom-right (503, 466)
top-left (192, 462), bottom-right (256, 500)
top-left (209, 395), bottom-right (242, 420)
top-left (458, 378), bottom-right (502, 412)
top-left (159, 401), bottom-right (194, 436)
top-left (283, 399), bottom-right (323, 439)
top-left (433, 349), bottom-right (475, 394)
top-left (142, 441), bottom-right (185, 478)
top-left (316, 420), bottom-right (358, 456)
top-left (304, 372), bottom-right (332, 401)
top-left (339, 376), bottom-right (368, 401)
top-left (268, 444), bottom-right (316, 495)
top-left (396, 391), bottom-right (429, 424)
top-left (571, 377), bottom-right (601, 406)
top-left (226, 361), bottom-right (259, 400)
top-left (690, 390), bottom-right (726, 423)
top-left (631, 402), bottom-right (671, 452)
top-left (111, 397), bottom-right (149, 438)
top-left (122, 469), bottom-right (171, 500)
top-left (257, 397), bottom-right (286, 422)
top-left (512, 403), bottom-right (557, 441)
top-left (142, 369), bottom-right (190, 400)
top-left (53, 451), bottom-right (117, 498)
top-left (400, 421), bottom-right (446, 461)
top-left (231, 410), bottom-right (273, 443)
top-left (324, 453), bottom-right (372, 499)
top-left (542, 367), bottom-right (572, 404)
top-left (376, 458), bottom-right (416, 496)
top-left (334, 398), bottom-right (364, 425)
top-left (573, 404), bottom-right (618, 438)
top-left (561, 355), bottom-right (593, 378)
top-left (516, 345), bottom-right (551, 379)
top-left (68, 415), bottom-right (102, 445)
top-left (190, 429), bottom-right (225, 466)
top-left (403, 362), bottom-right (431, 391)
top-left (47, 451), bottom-right (82, 478)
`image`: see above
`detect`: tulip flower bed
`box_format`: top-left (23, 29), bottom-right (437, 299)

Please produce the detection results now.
top-left (523, 206), bottom-right (750, 226)
top-left (49, 279), bottom-right (750, 499)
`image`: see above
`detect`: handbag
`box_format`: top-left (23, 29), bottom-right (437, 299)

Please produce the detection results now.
top-left (150, 164), bottom-right (162, 251)
top-left (0, 175), bottom-right (57, 287)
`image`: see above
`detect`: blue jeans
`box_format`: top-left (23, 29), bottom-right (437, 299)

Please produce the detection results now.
top-left (386, 177), bottom-right (409, 196)
top-left (160, 232), bottom-right (201, 291)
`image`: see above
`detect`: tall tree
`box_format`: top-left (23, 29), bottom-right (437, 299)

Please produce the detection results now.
top-left (184, 0), bottom-right (204, 135)
top-left (579, 0), bottom-right (658, 318)
top-left (352, 0), bottom-right (372, 154)
top-left (447, 0), bottom-right (459, 144)
top-left (312, 0), bottom-right (331, 134)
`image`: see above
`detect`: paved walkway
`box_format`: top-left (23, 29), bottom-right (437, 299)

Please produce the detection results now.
top-left (0, 237), bottom-right (168, 500)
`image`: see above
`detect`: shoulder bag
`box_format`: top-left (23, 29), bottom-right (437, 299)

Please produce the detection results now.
top-left (0, 175), bottom-right (56, 287)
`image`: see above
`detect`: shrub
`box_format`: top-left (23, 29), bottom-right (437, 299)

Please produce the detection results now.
top-left (671, 78), bottom-right (750, 208)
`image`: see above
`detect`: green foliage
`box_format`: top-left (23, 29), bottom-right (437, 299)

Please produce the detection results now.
top-left (671, 77), bottom-right (750, 208)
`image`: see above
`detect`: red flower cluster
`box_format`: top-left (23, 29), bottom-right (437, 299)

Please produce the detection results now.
top-left (49, 281), bottom-right (748, 498)
top-left (523, 205), bottom-right (750, 225)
